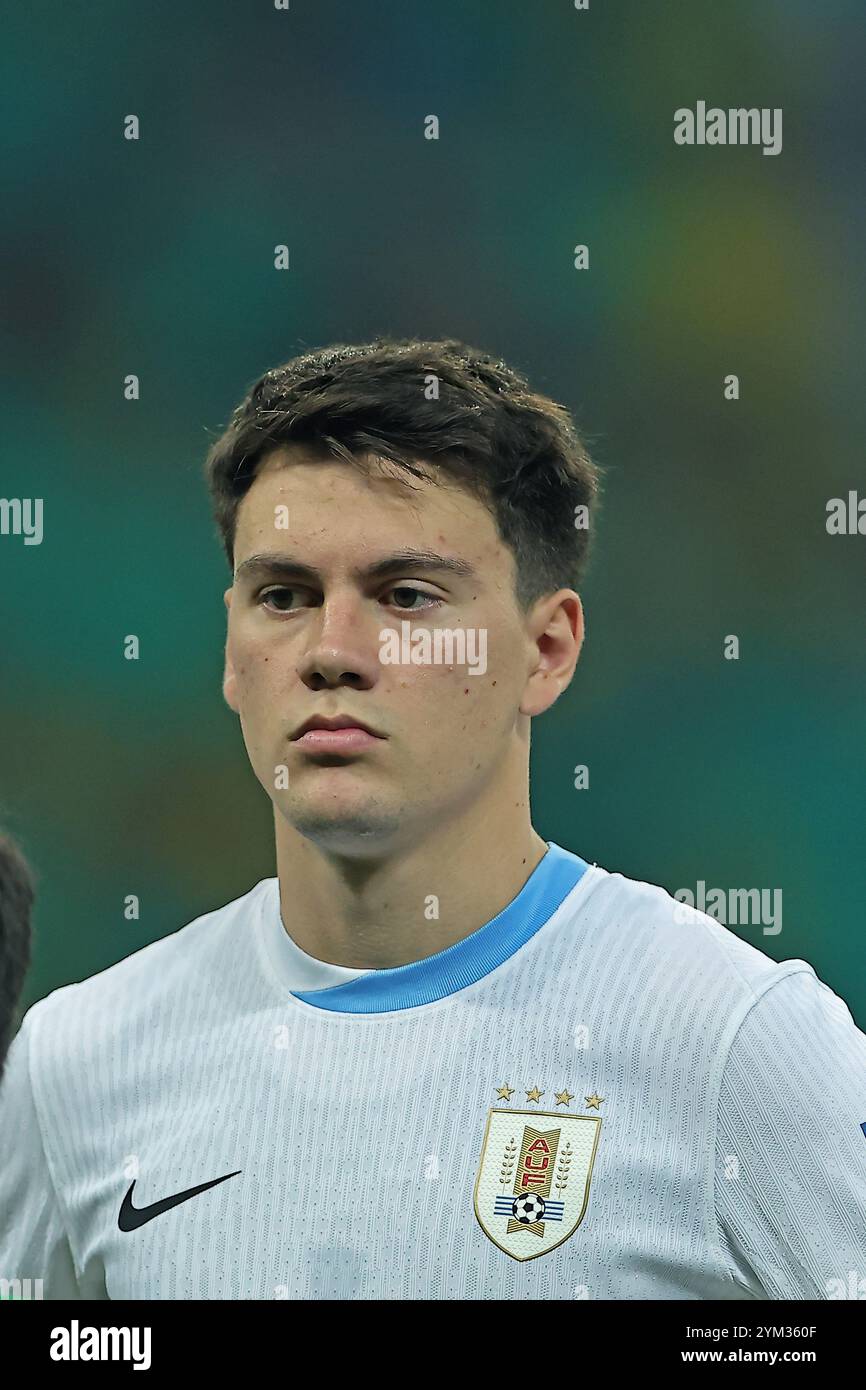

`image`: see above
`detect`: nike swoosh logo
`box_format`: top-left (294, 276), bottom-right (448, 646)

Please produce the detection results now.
top-left (118, 1170), bottom-right (241, 1231)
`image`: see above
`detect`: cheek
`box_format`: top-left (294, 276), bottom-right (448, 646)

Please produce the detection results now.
top-left (230, 643), bottom-right (280, 717)
top-left (235, 669), bottom-right (282, 767)
top-left (394, 662), bottom-right (503, 735)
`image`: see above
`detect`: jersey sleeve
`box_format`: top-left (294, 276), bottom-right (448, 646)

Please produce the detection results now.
top-left (0, 1003), bottom-right (84, 1299)
top-left (712, 965), bottom-right (866, 1299)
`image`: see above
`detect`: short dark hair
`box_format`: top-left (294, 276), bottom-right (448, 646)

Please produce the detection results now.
top-left (0, 835), bottom-right (34, 1077)
top-left (204, 337), bottom-right (601, 611)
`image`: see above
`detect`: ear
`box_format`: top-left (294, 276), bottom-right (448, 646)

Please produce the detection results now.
top-left (519, 591), bottom-right (584, 719)
top-left (222, 587), bottom-right (240, 713)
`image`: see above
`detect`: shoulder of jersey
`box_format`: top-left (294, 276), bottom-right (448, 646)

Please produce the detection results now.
top-left (562, 862), bottom-right (805, 998)
top-left (22, 878), bottom-right (275, 1061)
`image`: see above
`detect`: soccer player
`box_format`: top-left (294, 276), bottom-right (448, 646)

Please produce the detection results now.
top-left (0, 834), bottom-right (33, 1080)
top-left (1, 337), bottom-right (864, 1299)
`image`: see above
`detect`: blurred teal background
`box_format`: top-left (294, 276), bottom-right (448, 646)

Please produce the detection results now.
top-left (2, 1), bottom-right (864, 1028)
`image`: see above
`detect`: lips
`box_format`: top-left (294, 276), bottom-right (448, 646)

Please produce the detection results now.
top-left (290, 715), bottom-right (385, 755)
top-left (293, 726), bottom-right (381, 752)
top-left (292, 715), bottom-right (382, 740)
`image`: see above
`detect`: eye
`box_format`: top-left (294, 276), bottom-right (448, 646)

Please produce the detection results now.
top-left (255, 584), bottom-right (443, 614)
top-left (258, 586), bottom-right (303, 612)
top-left (387, 586), bottom-right (443, 612)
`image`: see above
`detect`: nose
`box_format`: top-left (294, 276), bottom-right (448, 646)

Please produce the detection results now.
top-left (296, 592), bottom-right (381, 691)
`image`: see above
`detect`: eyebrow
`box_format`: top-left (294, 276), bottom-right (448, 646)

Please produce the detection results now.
top-left (233, 549), bottom-right (478, 585)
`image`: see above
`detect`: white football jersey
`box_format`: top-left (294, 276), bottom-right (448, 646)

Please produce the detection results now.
top-left (1, 841), bottom-right (864, 1300)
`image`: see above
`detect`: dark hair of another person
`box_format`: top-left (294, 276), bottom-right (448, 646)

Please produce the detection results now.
top-left (0, 835), bottom-right (34, 1078)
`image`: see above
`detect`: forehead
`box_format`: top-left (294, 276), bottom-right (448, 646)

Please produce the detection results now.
top-left (235, 445), bottom-right (508, 567)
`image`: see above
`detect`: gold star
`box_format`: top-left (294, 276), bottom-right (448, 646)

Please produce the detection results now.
top-left (526, 1086), bottom-right (544, 1103)
top-left (555, 1089), bottom-right (574, 1107)
top-left (496, 1084), bottom-right (515, 1101)
top-left (584, 1092), bottom-right (604, 1110)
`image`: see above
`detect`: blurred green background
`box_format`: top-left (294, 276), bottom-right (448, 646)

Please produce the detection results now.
top-left (2, 1), bottom-right (864, 1028)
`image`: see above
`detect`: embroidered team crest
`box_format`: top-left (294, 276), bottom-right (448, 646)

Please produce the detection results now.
top-left (473, 1109), bottom-right (602, 1261)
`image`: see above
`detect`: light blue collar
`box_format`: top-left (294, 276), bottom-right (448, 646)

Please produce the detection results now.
top-left (290, 840), bottom-right (589, 1014)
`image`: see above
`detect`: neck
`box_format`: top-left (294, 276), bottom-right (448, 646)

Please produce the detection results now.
top-left (274, 806), bottom-right (549, 969)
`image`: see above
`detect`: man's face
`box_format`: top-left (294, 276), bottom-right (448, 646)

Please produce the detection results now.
top-left (223, 446), bottom-right (578, 856)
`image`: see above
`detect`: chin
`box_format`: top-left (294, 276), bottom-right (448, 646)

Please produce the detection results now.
top-left (282, 799), bottom-right (406, 854)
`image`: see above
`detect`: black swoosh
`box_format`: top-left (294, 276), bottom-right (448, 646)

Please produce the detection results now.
top-left (118, 1170), bottom-right (241, 1231)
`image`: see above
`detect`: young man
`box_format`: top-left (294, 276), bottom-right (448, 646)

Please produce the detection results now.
top-left (0, 834), bottom-right (33, 1079)
top-left (1, 337), bottom-right (864, 1300)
